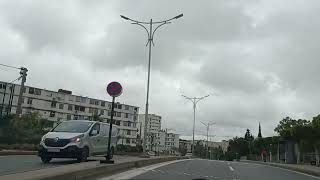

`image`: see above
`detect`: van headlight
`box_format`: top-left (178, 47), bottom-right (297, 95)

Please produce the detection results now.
top-left (70, 135), bottom-right (84, 143)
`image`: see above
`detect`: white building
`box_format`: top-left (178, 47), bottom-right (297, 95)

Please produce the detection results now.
top-left (0, 81), bottom-right (139, 146)
top-left (138, 114), bottom-right (162, 150)
top-left (159, 130), bottom-right (179, 154)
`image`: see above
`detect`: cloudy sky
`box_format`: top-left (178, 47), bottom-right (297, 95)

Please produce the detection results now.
top-left (1, 0), bottom-right (320, 141)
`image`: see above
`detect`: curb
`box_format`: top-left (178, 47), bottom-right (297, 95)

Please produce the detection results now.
top-left (0, 151), bottom-right (37, 156)
top-left (241, 160), bottom-right (320, 177)
top-left (37, 156), bottom-right (189, 180)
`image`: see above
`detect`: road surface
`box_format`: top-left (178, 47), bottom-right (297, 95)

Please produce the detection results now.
top-left (0, 155), bottom-right (130, 176)
top-left (103, 159), bottom-right (320, 180)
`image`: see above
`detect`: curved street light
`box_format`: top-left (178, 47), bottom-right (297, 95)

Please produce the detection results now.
top-left (121, 14), bottom-right (183, 154)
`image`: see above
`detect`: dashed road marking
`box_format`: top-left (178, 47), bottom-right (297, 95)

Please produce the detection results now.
top-left (229, 166), bottom-right (234, 171)
top-left (183, 172), bottom-right (191, 176)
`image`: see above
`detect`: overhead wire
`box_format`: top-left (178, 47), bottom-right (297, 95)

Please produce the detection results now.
top-left (0, 63), bottom-right (21, 70)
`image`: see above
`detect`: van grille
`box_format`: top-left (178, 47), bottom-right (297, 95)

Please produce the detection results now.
top-left (44, 138), bottom-right (70, 147)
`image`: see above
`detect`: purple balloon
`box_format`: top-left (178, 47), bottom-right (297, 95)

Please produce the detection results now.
top-left (107, 82), bottom-right (122, 97)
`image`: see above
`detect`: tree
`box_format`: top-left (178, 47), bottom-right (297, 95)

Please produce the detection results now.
top-left (258, 122), bottom-right (262, 138)
top-left (245, 129), bottom-right (254, 141)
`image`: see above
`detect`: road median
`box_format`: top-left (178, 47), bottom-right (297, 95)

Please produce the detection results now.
top-left (241, 160), bottom-right (320, 177)
top-left (0, 150), bottom-right (37, 156)
top-left (0, 156), bottom-right (189, 180)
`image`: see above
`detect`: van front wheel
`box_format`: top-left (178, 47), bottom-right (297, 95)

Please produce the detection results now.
top-left (40, 156), bottom-right (52, 163)
top-left (77, 147), bottom-right (88, 162)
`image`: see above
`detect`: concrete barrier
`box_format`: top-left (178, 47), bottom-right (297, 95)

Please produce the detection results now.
top-left (38, 156), bottom-right (189, 180)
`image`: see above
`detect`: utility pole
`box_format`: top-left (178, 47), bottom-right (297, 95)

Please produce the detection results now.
top-left (182, 94), bottom-right (210, 156)
top-left (121, 14), bottom-right (183, 154)
top-left (200, 121), bottom-right (215, 159)
top-left (16, 67), bottom-right (28, 115)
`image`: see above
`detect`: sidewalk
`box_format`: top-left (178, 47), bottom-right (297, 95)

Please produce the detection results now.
top-left (241, 160), bottom-right (320, 177)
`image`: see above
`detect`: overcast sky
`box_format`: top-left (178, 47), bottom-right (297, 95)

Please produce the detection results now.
top-left (1, 0), bottom-right (320, 141)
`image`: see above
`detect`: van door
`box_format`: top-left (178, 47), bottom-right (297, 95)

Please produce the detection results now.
top-left (89, 123), bottom-right (101, 154)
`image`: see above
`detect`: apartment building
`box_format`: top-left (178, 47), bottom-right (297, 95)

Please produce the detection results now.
top-left (159, 130), bottom-right (180, 154)
top-left (138, 114), bottom-right (162, 150)
top-left (0, 81), bottom-right (139, 146)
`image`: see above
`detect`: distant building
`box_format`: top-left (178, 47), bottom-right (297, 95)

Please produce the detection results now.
top-left (159, 130), bottom-right (179, 155)
top-left (0, 81), bottom-right (139, 146)
top-left (179, 139), bottom-right (192, 153)
top-left (138, 114), bottom-right (162, 150)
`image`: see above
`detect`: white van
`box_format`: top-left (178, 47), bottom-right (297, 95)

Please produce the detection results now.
top-left (38, 120), bottom-right (118, 163)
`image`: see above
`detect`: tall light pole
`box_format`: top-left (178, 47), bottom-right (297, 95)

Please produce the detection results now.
top-left (182, 94), bottom-right (209, 156)
top-left (200, 121), bottom-right (215, 159)
top-left (121, 14), bottom-right (183, 154)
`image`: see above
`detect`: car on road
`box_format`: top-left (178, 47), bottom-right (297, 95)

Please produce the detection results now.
top-left (38, 120), bottom-right (118, 163)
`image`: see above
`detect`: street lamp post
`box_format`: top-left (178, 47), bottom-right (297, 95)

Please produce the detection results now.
top-left (121, 14), bottom-right (183, 154)
top-left (182, 95), bottom-right (210, 156)
top-left (200, 121), bottom-right (215, 159)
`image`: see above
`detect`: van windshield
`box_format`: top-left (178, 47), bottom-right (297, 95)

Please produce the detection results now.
top-left (52, 121), bottom-right (93, 133)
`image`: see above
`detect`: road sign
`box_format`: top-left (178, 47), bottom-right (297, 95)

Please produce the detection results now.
top-left (106, 81), bottom-right (122, 97)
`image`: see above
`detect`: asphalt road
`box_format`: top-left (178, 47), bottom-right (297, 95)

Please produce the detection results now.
top-left (0, 155), bottom-right (127, 176)
top-left (104, 159), bottom-right (320, 180)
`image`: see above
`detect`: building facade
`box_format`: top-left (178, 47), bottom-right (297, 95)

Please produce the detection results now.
top-left (0, 81), bottom-right (139, 146)
top-left (138, 114), bottom-right (162, 150)
top-left (159, 130), bottom-right (180, 154)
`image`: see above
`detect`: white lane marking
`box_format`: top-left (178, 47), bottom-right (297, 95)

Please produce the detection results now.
top-left (229, 166), bottom-right (234, 171)
top-left (99, 159), bottom-right (191, 180)
top-left (183, 172), bottom-right (191, 176)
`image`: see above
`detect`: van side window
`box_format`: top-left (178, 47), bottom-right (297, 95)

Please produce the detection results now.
top-left (91, 123), bottom-right (100, 134)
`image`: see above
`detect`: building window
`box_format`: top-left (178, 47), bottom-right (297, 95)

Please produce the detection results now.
top-left (59, 104), bottom-right (64, 109)
top-left (50, 111), bottom-right (55, 117)
top-left (68, 104), bottom-right (73, 111)
top-left (133, 115), bottom-right (137, 121)
top-left (100, 109), bottom-right (104, 115)
top-left (68, 96), bottom-right (74, 101)
top-left (117, 104), bottom-right (122, 109)
top-left (134, 107), bottom-right (138, 111)
top-left (75, 105), bottom-right (85, 112)
top-left (90, 99), bottom-right (94, 104)
top-left (76, 96), bottom-right (81, 102)
top-left (35, 89), bottom-right (41, 95)
top-left (117, 112), bottom-right (121, 117)
top-left (80, 106), bottom-right (85, 112)
top-left (101, 101), bottom-right (106, 107)
top-left (128, 122), bottom-right (131, 127)
top-left (51, 101), bottom-right (57, 108)
top-left (89, 108), bottom-right (93, 113)
top-left (123, 121), bottom-right (128, 126)
top-left (125, 113), bottom-right (129, 118)
top-left (126, 138), bottom-right (130, 144)
top-left (107, 111), bottom-right (111, 116)
top-left (81, 97), bottom-right (86, 103)
top-left (94, 101), bottom-right (99, 105)
top-left (27, 98), bottom-right (33, 105)
top-left (115, 121), bottom-right (121, 126)
top-left (125, 105), bottom-right (129, 110)
top-left (67, 114), bottom-right (71, 120)
top-left (0, 84), bottom-right (6, 89)
top-left (127, 130), bottom-right (131, 135)
top-left (29, 87), bottom-right (34, 94)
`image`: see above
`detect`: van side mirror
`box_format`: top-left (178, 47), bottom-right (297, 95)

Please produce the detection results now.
top-left (90, 129), bottom-right (98, 136)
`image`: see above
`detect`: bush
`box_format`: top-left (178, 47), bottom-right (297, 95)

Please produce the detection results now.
top-left (116, 144), bottom-right (143, 153)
